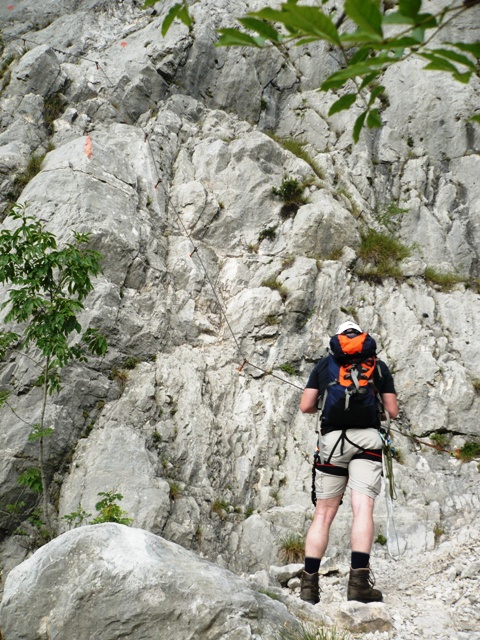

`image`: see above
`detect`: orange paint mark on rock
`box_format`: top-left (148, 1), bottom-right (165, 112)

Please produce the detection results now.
top-left (84, 136), bottom-right (93, 159)
top-left (7, 5), bottom-right (15, 9)
top-left (120, 41), bottom-right (128, 47)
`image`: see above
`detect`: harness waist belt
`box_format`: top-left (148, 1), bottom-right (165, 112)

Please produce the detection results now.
top-left (314, 461), bottom-right (349, 477)
top-left (351, 448), bottom-right (383, 462)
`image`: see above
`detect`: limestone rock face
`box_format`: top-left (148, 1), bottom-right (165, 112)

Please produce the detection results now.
top-left (0, 524), bottom-right (299, 640)
top-left (0, 0), bottom-right (479, 638)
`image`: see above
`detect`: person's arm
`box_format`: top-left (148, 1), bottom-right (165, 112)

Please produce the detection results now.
top-left (382, 393), bottom-right (398, 419)
top-left (300, 388), bottom-right (319, 414)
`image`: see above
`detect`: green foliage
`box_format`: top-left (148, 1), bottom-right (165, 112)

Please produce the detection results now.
top-left (258, 226), bottom-right (278, 243)
top-left (91, 492), bottom-right (133, 525)
top-left (355, 228), bottom-right (410, 280)
top-left (375, 202), bottom-right (409, 234)
top-left (269, 135), bottom-right (324, 179)
top-left (28, 423), bottom-right (55, 442)
top-left (18, 468), bottom-right (43, 494)
top-left (265, 314), bottom-right (280, 326)
top-left (0, 204), bottom-right (107, 385)
top-left (430, 431), bottom-right (449, 449)
top-left (323, 247), bottom-right (345, 261)
top-left (143, 0), bottom-right (193, 34)
top-left (19, 153), bottom-right (45, 185)
top-left (375, 533), bottom-right (387, 545)
top-left (28, 509), bottom-right (51, 540)
top-left (279, 362), bottom-right (301, 376)
top-left (261, 278), bottom-right (288, 301)
top-left (4, 154), bottom-right (46, 213)
top-left (278, 532), bottom-right (304, 564)
top-left (62, 504), bottom-right (92, 529)
top-left (340, 306), bottom-right (356, 317)
top-left (472, 378), bottom-right (480, 394)
top-left (457, 441), bottom-right (480, 462)
top-left (168, 481), bottom-right (182, 501)
top-left (63, 494), bottom-right (133, 528)
top-left (109, 367), bottom-right (129, 388)
top-left (123, 356), bottom-right (140, 370)
top-left (0, 203), bottom-right (107, 530)
top-left (433, 522), bottom-right (444, 542)
top-left (5, 501), bottom-right (26, 516)
top-left (43, 92), bottom-right (66, 137)
top-left (424, 267), bottom-right (465, 292)
top-left (211, 499), bottom-right (229, 518)
top-left (149, 0), bottom-right (480, 142)
top-left (271, 177), bottom-right (307, 214)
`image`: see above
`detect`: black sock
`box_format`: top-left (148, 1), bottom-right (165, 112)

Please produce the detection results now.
top-left (351, 551), bottom-right (370, 569)
top-left (304, 556), bottom-right (321, 574)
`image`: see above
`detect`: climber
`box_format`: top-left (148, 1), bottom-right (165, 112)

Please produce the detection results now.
top-left (298, 321), bottom-right (398, 605)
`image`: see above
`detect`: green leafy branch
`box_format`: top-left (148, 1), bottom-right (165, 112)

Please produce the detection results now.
top-left (62, 492), bottom-right (133, 529)
top-left (0, 203), bottom-right (108, 534)
top-left (144, 0), bottom-right (480, 142)
top-left (143, 0), bottom-right (194, 35)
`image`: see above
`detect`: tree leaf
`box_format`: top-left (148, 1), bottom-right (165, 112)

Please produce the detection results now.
top-left (420, 53), bottom-right (459, 73)
top-left (368, 85), bottom-right (385, 106)
top-left (252, 5), bottom-right (340, 45)
top-left (452, 70), bottom-right (472, 84)
top-left (415, 13), bottom-right (437, 29)
top-left (216, 28), bottom-right (264, 48)
top-left (340, 30), bottom-right (383, 44)
top-left (328, 93), bottom-right (357, 116)
top-left (161, 3), bottom-right (183, 36)
top-left (470, 114), bottom-right (480, 124)
top-left (177, 4), bottom-right (192, 28)
top-left (398, 0), bottom-right (421, 18)
top-left (382, 11), bottom-right (415, 25)
top-left (409, 26), bottom-right (426, 43)
top-left (367, 108), bottom-right (382, 128)
top-left (447, 41), bottom-right (480, 58)
top-left (321, 55), bottom-right (392, 91)
top-left (353, 111), bottom-right (367, 143)
top-left (142, 0), bottom-right (162, 7)
top-left (238, 17), bottom-right (282, 42)
top-left (359, 70), bottom-right (382, 90)
top-left (429, 47), bottom-right (476, 70)
top-left (350, 47), bottom-right (370, 65)
top-left (344, 0), bottom-right (383, 37)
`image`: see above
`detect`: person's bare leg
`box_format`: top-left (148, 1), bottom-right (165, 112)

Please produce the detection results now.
top-left (305, 495), bottom-right (342, 559)
top-left (350, 489), bottom-right (375, 553)
top-left (301, 495), bottom-right (342, 604)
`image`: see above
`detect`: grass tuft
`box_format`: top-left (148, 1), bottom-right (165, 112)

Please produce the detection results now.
top-left (261, 278), bottom-right (288, 301)
top-left (456, 441), bottom-right (480, 462)
top-left (424, 267), bottom-right (465, 292)
top-left (278, 532), bottom-right (304, 564)
top-left (355, 228), bottom-right (410, 281)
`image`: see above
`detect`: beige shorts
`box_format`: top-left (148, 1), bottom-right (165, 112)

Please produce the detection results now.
top-left (314, 428), bottom-right (383, 500)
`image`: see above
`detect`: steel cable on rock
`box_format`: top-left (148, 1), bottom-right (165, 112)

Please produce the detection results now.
top-left (2, 32), bottom-right (304, 392)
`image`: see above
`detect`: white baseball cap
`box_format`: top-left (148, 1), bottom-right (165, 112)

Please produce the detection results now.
top-left (336, 321), bottom-right (363, 335)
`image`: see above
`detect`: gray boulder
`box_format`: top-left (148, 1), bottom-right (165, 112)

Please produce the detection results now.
top-left (0, 523), bottom-right (300, 640)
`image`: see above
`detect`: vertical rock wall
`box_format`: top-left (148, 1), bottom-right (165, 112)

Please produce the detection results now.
top-left (0, 0), bottom-right (479, 580)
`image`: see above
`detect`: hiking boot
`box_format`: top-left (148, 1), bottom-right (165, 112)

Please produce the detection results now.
top-left (300, 570), bottom-right (320, 604)
top-left (347, 567), bottom-right (383, 603)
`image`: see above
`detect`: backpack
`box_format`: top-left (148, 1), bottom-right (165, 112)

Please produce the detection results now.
top-left (319, 332), bottom-right (382, 429)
